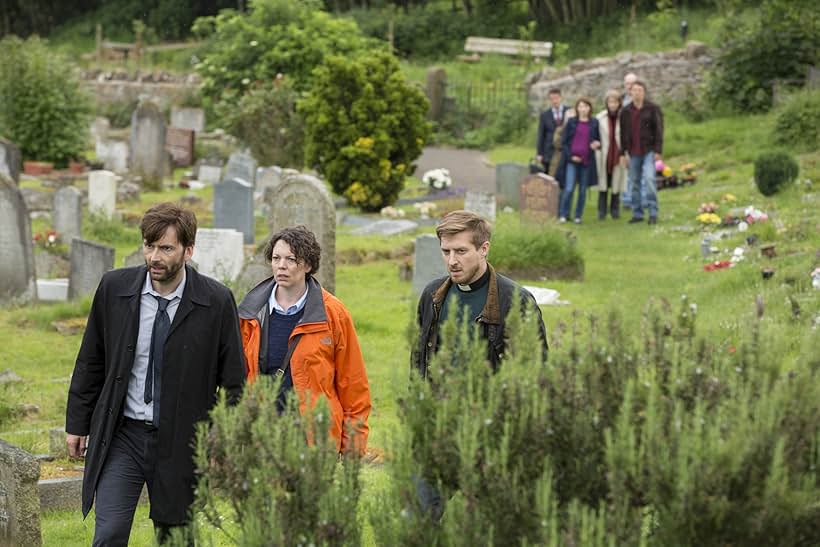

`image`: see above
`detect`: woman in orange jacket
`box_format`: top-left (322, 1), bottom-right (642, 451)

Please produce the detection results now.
top-left (238, 226), bottom-right (371, 454)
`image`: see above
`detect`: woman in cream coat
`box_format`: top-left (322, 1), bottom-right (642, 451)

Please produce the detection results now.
top-left (595, 89), bottom-right (627, 219)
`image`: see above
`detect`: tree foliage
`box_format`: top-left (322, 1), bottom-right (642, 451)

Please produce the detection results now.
top-left (0, 36), bottom-right (91, 165)
top-left (299, 52), bottom-right (430, 211)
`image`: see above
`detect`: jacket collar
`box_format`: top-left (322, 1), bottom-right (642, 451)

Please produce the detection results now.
top-left (431, 263), bottom-right (501, 325)
top-left (238, 275), bottom-right (327, 325)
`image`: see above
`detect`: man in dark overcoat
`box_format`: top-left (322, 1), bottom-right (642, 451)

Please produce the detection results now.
top-left (65, 202), bottom-right (245, 545)
top-left (535, 87), bottom-right (569, 172)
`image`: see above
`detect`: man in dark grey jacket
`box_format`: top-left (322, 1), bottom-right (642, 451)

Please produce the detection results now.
top-left (411, 210), bottom-right (548, 379)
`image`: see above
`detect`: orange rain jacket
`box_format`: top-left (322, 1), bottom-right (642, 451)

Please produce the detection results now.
top-left (238, 276), bottom-right (371, 454)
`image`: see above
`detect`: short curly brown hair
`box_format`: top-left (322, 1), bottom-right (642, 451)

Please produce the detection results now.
top-left (264, 225), bottom-right (321, 276)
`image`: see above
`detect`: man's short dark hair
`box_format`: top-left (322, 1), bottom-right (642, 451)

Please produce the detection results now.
top-left (264, 225), bottom-right (321, 276)
top-left (548, 88), bottom-right (561, 96)
top-left (140, 202), bottom-right (197, 248)
top-left (436, 210), bottom-right (492, 249)
top-left (631, 80), bottom-right (647, 92)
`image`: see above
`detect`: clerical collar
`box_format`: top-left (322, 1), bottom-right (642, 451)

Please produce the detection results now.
top-left (456, 267), bottom-right (489, 292)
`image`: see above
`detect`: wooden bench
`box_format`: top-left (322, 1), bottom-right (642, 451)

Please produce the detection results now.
top-left (464, 37), bottom-right (552, 61)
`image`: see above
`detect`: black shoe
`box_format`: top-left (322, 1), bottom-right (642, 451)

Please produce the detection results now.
top-left (628, 217), bottom-right (644, 224)
top-left (648, 217), bottom-right (657, 225)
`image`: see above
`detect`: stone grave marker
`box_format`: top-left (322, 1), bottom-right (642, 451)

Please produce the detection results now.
top-left (351, 219), bottom-right (419, 236)
top-left (464, 190), bottom-right (497, 221)
top-left (129, 101), bottom-right (167, 184)
top-left (225, 152), bottom-right (257, 187)
top-left (170, 106), bottom-right (206, 133)
top-left (0, 138), bottom-right (21, 185)
top-left (257, 166), bottom-right (282, 193)
top-left (90, 116), bottom-right (110, 143)
top-left (88, 170), bottom-right (117, 218)
top-left (197, 163), bottom-right (222, 185)
top-left (267, 173), bottom-right (336, 294)
top-left (0, 439), bottom-right (42, 547)
top-left (192, 228), bottom-right (245, 282)
top-left (95, 140), bottom-right (128, 173)
top-left (214, 178), bottom-right (254, 244)
top-left (0, 173), bottom-right (37, 304)
top-left (68, 239), bottom-right (115, 300)
top-left (520, 173), bottom-right (560, 222)
top-left (234, 254), bottom-right (274, 297)
top-left (412, 234), bottom-right (447, 294)
top-left (495, 162), bottom-right (529, 209)
top-left (165, 127), bottom-right (195, 167)
top-left (52, 186), bottom-right (82, 244)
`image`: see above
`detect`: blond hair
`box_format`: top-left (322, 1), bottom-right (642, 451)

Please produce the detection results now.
top-left (435, 210), bottom-right (492, 249)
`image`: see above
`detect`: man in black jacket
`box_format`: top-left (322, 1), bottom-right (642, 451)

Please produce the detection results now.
top-left (65, 203), bottom-right (245, 546)
top-left (412, 210), bottom-right (548, 379)
top-left (535, 88), bottom-right (569, 173)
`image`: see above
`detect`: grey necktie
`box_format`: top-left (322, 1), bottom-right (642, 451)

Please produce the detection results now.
top-left (144, 296), bottom-right (170, 421)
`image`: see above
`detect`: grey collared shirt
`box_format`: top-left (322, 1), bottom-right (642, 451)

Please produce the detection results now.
top-left (123, 270), bottom-right (186, 422)
top-left (268, 283), bottom-right (308, 316)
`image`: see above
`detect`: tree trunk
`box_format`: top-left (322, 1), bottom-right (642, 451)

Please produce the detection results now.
top-left (462, 0), bottom-right (473, 16)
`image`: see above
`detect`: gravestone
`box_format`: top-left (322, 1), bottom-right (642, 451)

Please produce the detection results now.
top-left (267, 173), bottom-right (336, 294)
top-left (197, 164), bottom-right (222, 185)
top-left (36, 279), bottom-right (69, 301)
top-left (495, 163), bottom-right (529, 209)
top-left (95, 140), bottom-right (128, 173)
top-left (165, 127), bottom-right (195, 167)
top-left (225, 152), bottom-right (257, 186)
top-left (192, 229), bottom-right (245, 282)
top-left (52, 186), bottom-right (83, 244)
top-left (88, 170), bottom-right (117, 218)
top-left (130, 101), bottom-right (167, 185)
top-left (0, 174), bottom-right (37, 304)
top-left (0, 439), bottom-right (42, 547)
top-left (170, 106), bottom-right (206, 133)
top-left (351, 219), bottom-right (418, 236)
top-left (520, 173), bottom-right (560, 222)
top-left (123, 247), bottom-right (145, 268)
top-left (425, 67), bottom-right (447, 122)
top-left (68, 239), bottom-right (115, 299)
top-left (214, 178), bottom-right (254, 244)
top-left (234, 254), bottom-right (274, 297)
top-left (0, 138), bottom-right (21, 185)
top-left (257, 166), bottom-right (283, 193)
top-left (90, 117), bottom-right (110, 143)
top-left (412, 234), bottom-right (447, 294)
top-left (464, 190), bottom-right (497, 221)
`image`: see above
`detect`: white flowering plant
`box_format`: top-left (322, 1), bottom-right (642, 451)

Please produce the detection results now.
top-left (422, 168), bottom-right (452, 191)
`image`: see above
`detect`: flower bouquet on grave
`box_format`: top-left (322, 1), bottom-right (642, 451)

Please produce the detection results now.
top-left (655, 159), bottom-right (677, 190)
top-left (422, 168), bottom-right (452, 192)
top-left (32, 228), bottom-right (68, 255)
top-left (679, 162), bottom-right (698, 184)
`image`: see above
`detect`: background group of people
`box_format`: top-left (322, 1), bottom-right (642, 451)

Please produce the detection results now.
top-left (535, 73), bottom-right (664, 225)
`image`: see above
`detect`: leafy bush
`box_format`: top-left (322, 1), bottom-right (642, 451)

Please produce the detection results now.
top-left (754, 152), bottom-right (799, 196)
top-left (490, 215), bottom-right (584, 280)
top-left (84, 212), bottom-right (140, 246)
top-left (774, 89), bottom-right (820, 151)
top-left (707, 0), bottom-right (820, 112)
top-left (463, 99), bottom-right (533, 149)
top-left (96, 99), bottom-right (139, 129)
top-left (0, 36), bottom-right (91, 165)
top-left (299, 52), bottom-right (430, 211)
top-left (217, 79), bottom-right (304, 168)
top-left (193, 379), bottom-right (363, 545)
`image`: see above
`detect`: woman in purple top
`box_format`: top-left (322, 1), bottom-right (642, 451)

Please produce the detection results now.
top-left (557, 98), bottom-right (601, 223)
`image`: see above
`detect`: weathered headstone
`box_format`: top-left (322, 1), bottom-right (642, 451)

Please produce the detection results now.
top-left (90, 117), bottom-right (110, 143)
top-left (170, 106), bottom-right (205, 133)
top-left (0, 138), bottom-right (21, 185)
top-left (129, 101), bottom-right (167, 185)
top-left (123, 247), bottom-right (145, 268)
top-left (224, 152), bottom-right (257, 187)
top-left (52, 186), bottom-right (83, 244)
top-left (36, 279), bottom-right (69, 301)
top-left (197, 164), bottom-right (222, 185)
top-left (88, 170), bottom-right (117, 218)
top-left (95, 140), bottom-right (128, 173)
top-left (267, 173), bottom-right (336, 294)
top-left (412, 234), bottom-right (447, 294)
top-left (257, 166), bottom-right (282, 193)
top-left (351, 219), bottom-right (419, 236)
top-left (192, 228), bottom-right (245, 282)
top-left (425, 67), bottom-right (447, 122)
top-left (495, 162), bottom-right (529, 209)
top-left (464, 190), bottom-right (497, 221)
top-left (520, 173), bottom-right (560, 222)
top-left (0, 439), bottom-right (42, 547)
top-left (234, 254), bottom-right (274, 297)
top-left (0, 173), bottom-right (37, 304)
top-left (165, 127), bottom-right (195, 167)
top-left (68, 239), bottom-right (115, 299)
top-left (214, 178), bottom-right (254, 244)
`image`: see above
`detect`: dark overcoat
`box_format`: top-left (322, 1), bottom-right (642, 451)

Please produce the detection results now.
top-left (66, 264), bottom-right (245, 524)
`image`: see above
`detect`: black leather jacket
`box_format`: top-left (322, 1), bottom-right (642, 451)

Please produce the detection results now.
top-left (411, 264), bottom-right (548, 378)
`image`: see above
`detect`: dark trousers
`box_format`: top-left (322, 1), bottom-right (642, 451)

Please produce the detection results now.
top-left (93, 418), bottom-right (192, 546)
top-left (597, 172), bottom-right (621, 219)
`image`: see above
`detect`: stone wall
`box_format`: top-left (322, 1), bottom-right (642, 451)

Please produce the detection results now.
top-left (527, 41), bottom-right (712, 111)
top-left (83, 70), bottom-right (200, 110)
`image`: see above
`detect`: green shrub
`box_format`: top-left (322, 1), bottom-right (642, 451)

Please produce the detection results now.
top-left (774, 89), bottom-right (820, 151)
top-left (754, 151), bottom-right (799, 196)
top-left (84, 212), bottom-right (140, 246)
top-left (0, 36), bottom-right (91, 165)
top-left (463, 99), bottom-right (533, 149)
top-left (490, 215), bottom-right (584, 280)
top-left (192, 379), bottom-right (363, 545)
top-left (217, 79), bottom-right (305, 168)
top-left (96, 99), bottom-right (139, 129)
top-left (299, 52), bottom-right (430, 211)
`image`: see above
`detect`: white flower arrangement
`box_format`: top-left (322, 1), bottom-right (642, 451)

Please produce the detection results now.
top-left (413, 201), bottom-right (437, 219)
top-left (380, 206), bottom-right (406, 218)
top-left (422, 168), bottom-right (452, 190)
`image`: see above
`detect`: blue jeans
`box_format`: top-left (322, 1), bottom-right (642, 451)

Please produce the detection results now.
top-left (560, 161), bottom-right (590, 220)
top-left (628, 152), bottom-right (658, 219)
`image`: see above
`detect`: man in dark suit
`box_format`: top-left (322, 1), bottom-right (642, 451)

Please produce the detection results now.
top-left (66, 202), bottom-right (245, 546)
top-left (535, 88), bottom-right (569, 172)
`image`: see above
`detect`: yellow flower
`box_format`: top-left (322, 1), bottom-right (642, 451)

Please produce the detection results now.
top-left (722, 193), bottom-right (736, 202)
top-left (696, 213), bottom-right (721, 224)
top-left (662, 166), bottom-right (672, 177)
top-left (354, 137), bottom-right (374, 149)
